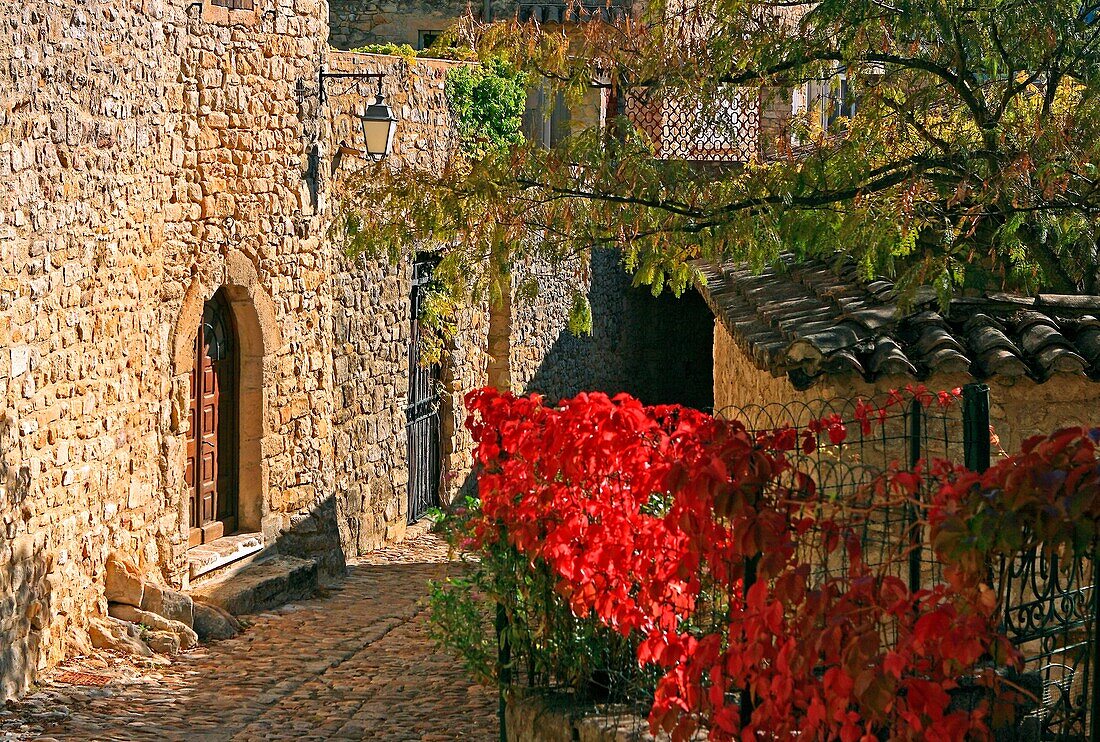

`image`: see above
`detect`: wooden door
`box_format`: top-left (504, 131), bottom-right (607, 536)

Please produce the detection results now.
top-left (186, 293), bottom-right (238, 547)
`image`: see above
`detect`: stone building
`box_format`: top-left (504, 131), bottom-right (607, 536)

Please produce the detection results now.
top-left (696, 258), bottom-right (1100, 453)
top-left (0, 0), bottom-right (601, 701)
top-left (0, 0), bottom-right (930, 701)
top-left (329, 0), bottom-right (631, 52)
top-left (0, 0), bottom-right (690, 700)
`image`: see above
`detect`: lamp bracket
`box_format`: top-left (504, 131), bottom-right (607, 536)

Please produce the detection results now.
top-left (316, 70), bottom-right (386, 105)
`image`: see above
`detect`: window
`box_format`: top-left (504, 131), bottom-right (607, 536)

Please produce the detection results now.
top-left (198, 0), bottom-right (259, 25)
top-left (522, 87), bottom-right (570, 148)
top-left (418, 30), bottom-right (442, 50)
top-left (687, 84), bottom-right (756, 159)
top-left (822, 72), bottom-right (856, 129)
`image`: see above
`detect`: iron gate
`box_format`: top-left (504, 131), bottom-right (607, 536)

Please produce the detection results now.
top-left (406, 256), bottom-right (441, 524)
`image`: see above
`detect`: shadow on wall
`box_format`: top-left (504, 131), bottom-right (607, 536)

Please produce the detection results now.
top-left (274, 493), bottom-right (349, 576)
top-left (524, 249), bottom-right (714, 410)
top-left (447, 254), bottom-right (716, 508)
top-left (0, 414), bottom-right (54, 702)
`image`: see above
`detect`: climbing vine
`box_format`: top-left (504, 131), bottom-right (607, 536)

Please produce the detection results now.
top-left (432, 387), bottom-right (1100, 740)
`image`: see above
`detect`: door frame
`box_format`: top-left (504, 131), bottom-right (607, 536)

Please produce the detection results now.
top-left (170, 257), bottom-right (283, 553)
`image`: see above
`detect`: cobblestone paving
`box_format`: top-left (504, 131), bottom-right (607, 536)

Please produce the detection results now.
top-left (0, 532), bottom-right (498, 741)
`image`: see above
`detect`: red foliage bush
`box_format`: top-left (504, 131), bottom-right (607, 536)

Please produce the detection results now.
top-left (462, 387), bottom-right (1098, 740)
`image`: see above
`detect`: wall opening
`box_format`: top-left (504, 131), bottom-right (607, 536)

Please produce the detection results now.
top-left (172, 270), bottom-right (275, 550)
top-left (185, 289), bottom-right (240, 545)
top-left (220, 284), bottom-right (266, 535)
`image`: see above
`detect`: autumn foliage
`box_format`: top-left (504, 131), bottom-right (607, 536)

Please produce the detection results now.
top-left (457, 387), bottom-right (1099, 740)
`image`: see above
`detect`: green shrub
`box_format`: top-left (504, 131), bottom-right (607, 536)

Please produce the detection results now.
top-left (427, 497), bottom-right (650, 703)
top-left (346, 42), bottom-right (478, 63)
top-left (445, 57), bottom-right (527, 159)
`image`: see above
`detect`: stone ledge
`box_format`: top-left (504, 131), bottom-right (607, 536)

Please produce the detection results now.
top-left (505, 689), bottom-right (701, 742)
top-left (188, 554), bottom-right (319, 616)
top-left (187, 533), bottom-right (265, 581)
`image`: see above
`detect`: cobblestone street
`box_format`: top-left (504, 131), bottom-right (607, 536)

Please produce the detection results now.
top-left (0, 532), bottom-right (498, 741)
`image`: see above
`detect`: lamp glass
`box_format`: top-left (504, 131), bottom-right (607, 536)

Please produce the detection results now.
top-left (360, 96), bottom-right (398, 160)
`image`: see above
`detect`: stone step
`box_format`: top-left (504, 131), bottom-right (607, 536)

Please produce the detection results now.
top-left (186, 532), bottom-right (266, 583)
top-left (187, 554), bottom-right (320, 616)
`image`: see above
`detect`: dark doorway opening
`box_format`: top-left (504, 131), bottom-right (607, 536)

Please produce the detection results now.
top-left (622, 285), bottom-right (714, 410)
top-left (186, 289), bottom-right (240, 546)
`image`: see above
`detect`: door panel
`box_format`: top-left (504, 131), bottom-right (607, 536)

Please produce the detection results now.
top-left (186, 292), bottom-right (239, 546)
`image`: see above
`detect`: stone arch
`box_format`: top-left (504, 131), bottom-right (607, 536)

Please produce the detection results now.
top-left (169, 250), bottom-right (281, 541)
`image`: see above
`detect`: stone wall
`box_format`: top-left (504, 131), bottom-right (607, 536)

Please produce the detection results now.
top-left (158, 0), bottom-right (338, 577)
top-left (329, 0), bottom-right (479, 50)
top-left (328, 0), bottom-right (635, 50)
top-left (1, 0), bottom-right (186, 700)
top-left (713, 322), bottom-right (1100, 457)
top-left (505, 690), bottom-right (660, 741)
top-left (513, 249), bottom-right (713, 409)
top-left (325, 53), bottom-right (489, 550)
top-left (0, 2), bottom-right (487, 701)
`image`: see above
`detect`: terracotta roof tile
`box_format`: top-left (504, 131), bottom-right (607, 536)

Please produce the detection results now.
top-left (695, 256), bottom-right (1100, 386)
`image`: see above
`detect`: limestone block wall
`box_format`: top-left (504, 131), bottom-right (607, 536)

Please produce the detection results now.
top-left (510, 256), bottom-right (591, 399)
top-left (0, 0), bottom-right (183, 699)
top-left (0, 1), bottom-right (492, 701)
top-left (511, 249), bottom-right (715, 409)
top-left (511, 250), bottom-right (638, 403)
top-left (329, 0), bottom-right (478, 50)
top-left (713, 322), bottom-right (1100, 459)
top-left (155, 0), bottom-right (339, 572)
top-left (325, 52), bottom-right (489, 550)
top-left (328, 0), bottom-right (637, 51)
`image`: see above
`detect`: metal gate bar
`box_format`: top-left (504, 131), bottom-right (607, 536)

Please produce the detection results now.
top-left (406, 256), bottom-right (441, 524)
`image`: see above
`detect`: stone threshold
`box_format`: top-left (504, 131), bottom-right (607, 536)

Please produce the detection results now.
top-left (186, 532), bottom-right (264, 581)
top-left (187, 554), bottom-right (319, 616)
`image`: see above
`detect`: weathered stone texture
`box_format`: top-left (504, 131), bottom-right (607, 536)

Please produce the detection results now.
top-left (512, 250), bottom-right (714, 409)
top-left (2, 0), bottom-right (183, 700)
top-left (505, 689), bottom-right (670, 741)
top-left (0, 4), bottom-right (487, 701)
top-left (328, 0), bottom-right (631, 50)
top-left (325, 53), bottom-right (488, 549)
top-left (329, 0), bottom-right (479, 50)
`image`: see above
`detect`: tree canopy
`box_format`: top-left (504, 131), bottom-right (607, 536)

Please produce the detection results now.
top-left (337, 0), bottom-right (1100, 332)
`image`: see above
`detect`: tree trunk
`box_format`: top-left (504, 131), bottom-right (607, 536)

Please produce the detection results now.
top-left (1085, 243), bottom-right (1100, 295)
top-left (487, 274), bottom-right (513, 393)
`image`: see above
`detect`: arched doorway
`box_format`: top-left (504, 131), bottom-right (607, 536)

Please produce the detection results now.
top-left (185, 289), bottom-right (240, 546)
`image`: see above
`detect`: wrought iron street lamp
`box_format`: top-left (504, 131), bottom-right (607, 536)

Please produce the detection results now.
top-left (357, 76), bottom-right (398, 162)
top-left (311, 70), bottom-right (398, 161)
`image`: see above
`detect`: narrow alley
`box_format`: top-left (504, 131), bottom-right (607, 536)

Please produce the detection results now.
top-left (1, 533), bottom-right (497, 741)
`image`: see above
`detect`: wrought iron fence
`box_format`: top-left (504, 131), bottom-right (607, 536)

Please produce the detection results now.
top-left (714, 388), bottom-right (968, 596)
top-left (713, 384), bottom-right (1097, 741)
top-left (493, 383), bottom-right (1097, 740)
